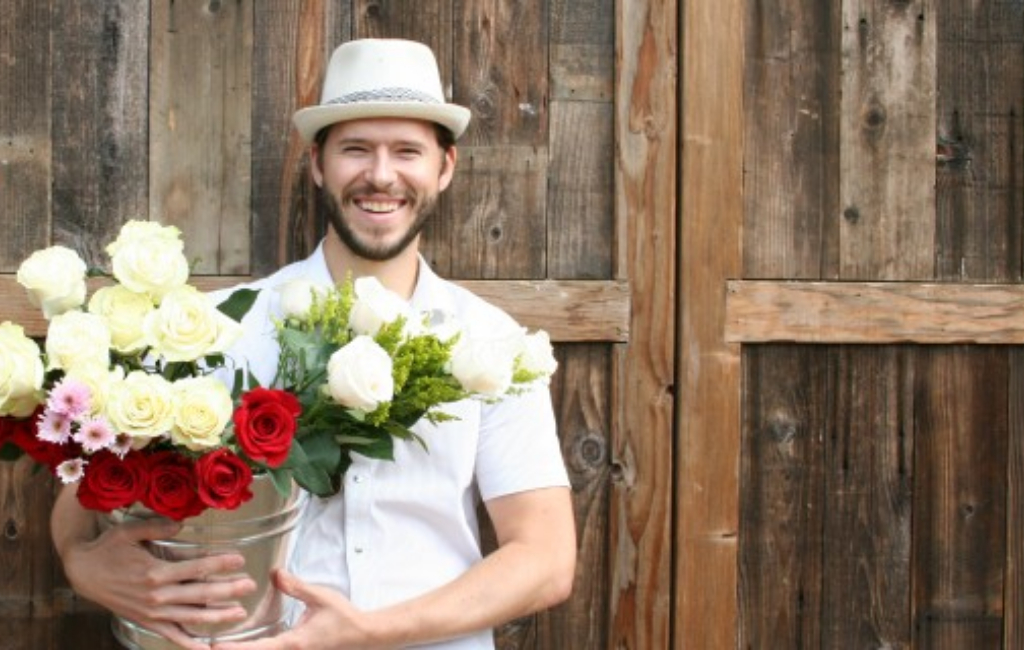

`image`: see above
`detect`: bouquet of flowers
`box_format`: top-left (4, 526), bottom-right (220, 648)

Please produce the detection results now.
top-left (0, 220), bottom-right (557, 520)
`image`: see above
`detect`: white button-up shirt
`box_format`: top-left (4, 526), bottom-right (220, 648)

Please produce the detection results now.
top-left (216, 244), bottom-right (569, 649)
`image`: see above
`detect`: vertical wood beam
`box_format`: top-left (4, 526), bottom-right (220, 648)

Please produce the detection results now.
top-left (677, 0), bottom-right (744, 647)
top-left (611, 0), bottom-right (678, 647)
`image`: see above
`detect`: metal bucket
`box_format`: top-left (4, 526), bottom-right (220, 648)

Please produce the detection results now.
top-left (104, 475), bottom-right (307, 649)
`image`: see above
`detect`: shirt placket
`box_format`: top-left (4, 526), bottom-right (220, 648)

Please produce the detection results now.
top-left (344, 463), bottom-right (374, 607)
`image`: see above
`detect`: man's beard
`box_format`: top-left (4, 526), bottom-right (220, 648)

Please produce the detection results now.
top-left (320, 185), bottom-right (438, 262)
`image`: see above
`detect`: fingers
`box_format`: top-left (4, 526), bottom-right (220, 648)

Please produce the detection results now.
top-left (155, 552), bottom-right (251, 586)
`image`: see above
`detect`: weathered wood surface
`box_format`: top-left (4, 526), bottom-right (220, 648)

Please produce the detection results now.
top-left (676, 0), bottom-right (744, 646)
top-left (0, 1), bottom-right (640, 649)
top-left (839, 0), bottom-right (937, 281)
top-left (612, 0), bottom-right (677, 647)
top-left (0, 275), bottom-right (628, 344)
top-left (149, 0), bottom-right (253, 275)
top-left (935, 0), bottom-right (1024, 282)
top-left (726, 280), bottom-right (1024, 344)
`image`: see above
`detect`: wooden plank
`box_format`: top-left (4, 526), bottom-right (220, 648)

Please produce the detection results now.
top-left (743, 0), bottom-right (840, 279)
top-left (510, 345), bottom-right (612, 648)
top-left (935, 0), bottom-right (1024, 281)
top-left (548, 101), bottom-right (614, 280)
top-left (251, 0), bottom-right (344, 275)
top-left (0, 275), bottom-right (629, 343)
top-left (549, 0), bottom-right (614, 103)
top-left (50, 2), bottom-right (149, 264)
top-left (822, 347), bottom-right (912, 647)
top-left (912, 347), bottom-right (1006, 648)
top-left (0, 462), bottom-right (62, 633)
top-left (149, 0), bottom-right (253, 275)
top-left (446, 146), bottom-right (548, 279)
top-left (675, 0), bottom-right (740, 646)
top-left (448, 2), bottom-right (549, 279)
top-left (738, 345), bottom-right (826, 648)
top-left (726, 280), bottom-right (1024, 344)
top-left (0, 0), bottom-right (51, 269)
top-left (1008, 348), bottom-right (1024, 648)
top-left (839, 0), bottom-right (937, 280)
top-left (609, 0), bottom-right (677, 646)
top-left (547, 0), bottom-right (614, 280)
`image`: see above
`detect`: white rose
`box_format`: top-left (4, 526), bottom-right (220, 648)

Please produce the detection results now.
top-left (0, 322), bottom-right (45, 417)
top-left (326, 335), bottom-right (394, 411)
top-left (276, 278), bottom-right (330, 320)
top-left (349, 276), bottom-right (412, 336)
top-left (104, 370), bottom-right (175, 443)
top-left (170, 376), bottom-right (233, 450)
top-left (106, 220), bottom-right (190, 300)
top-left (88, 284), bottom-right (155, 353)
top-left (16, 245), bottom-right (88, 319)
top-left (143, 285), bottom-right (244, 362)
top-left (45, 311), bottom-right (112, 373)
top-left (517, 330), bottom-right (559, 382)
top-left (449, 309), bottom-right (525, 397)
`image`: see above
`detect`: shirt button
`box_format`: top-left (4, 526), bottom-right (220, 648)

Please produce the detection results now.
top-left (352, 474), bottom-right (364, 484)
top-left (354, 547), bottom-right (364, 554)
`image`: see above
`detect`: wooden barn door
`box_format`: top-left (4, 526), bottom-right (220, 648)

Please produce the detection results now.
top-left (0, 1), bottom-right (678, 649)
top-left (677, 0), bottom-right (1024, 648)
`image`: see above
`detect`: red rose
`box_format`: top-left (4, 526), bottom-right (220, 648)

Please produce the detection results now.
top-left (77, 450), bottom-right (148, 513)
top-left (232, 388), bottom-right (300, 467)
top-left (5, 410), bottom-right (78, 469)
top-left (195, 448), bottom-right (254, 511)
top-left (142, 451), bottom-right (205, 521)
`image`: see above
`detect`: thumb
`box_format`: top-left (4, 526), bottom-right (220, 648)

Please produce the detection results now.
top-left (273, 569), bottom-right (330, 607)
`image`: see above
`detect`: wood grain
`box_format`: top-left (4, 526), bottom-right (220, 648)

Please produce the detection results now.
top-left (149, 0), bottom-right (253, 275)
top-left (0, 275), bottom-right (628, 344)
top-left (839, 0), bottom-right (936, 280)
top-left (675, 0), bottom-right (742, 646)
top-left (912, 347), bottom-right (1006, 647)
top-left (612, 0), bottom-right (677, 647)
top-left (726, 280), bottom-right (1024, 344)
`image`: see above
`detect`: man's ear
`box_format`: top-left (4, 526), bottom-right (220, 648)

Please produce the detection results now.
top-left (439, 146), bottom-right (457, 192)
top-left (310, 144), bottom-right (325, 187)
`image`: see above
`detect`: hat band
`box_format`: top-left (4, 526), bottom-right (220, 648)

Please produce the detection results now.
top-left (323, 87), bottom-right (442, 107)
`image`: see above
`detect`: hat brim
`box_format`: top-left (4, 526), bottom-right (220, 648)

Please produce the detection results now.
top-left (292, 102), bottom-right (471, 143)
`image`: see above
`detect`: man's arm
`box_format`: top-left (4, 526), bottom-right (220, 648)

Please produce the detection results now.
top-left (214, 485), bottom-right (576, 650)
top-left (51, 484), bottom-right (257, 650)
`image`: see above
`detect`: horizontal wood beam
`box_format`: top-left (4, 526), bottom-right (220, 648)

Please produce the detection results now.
top-left (0, 275), bottom-right (629, 343)
top-left (726, 280), bottom-right (1024, 344)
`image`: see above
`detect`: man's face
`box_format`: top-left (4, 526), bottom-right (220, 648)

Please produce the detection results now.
top-left (313, 118), bottom-right (456, 262)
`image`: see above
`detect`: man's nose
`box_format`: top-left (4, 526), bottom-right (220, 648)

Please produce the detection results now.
top-left (365, 152), bottom-right (397, 188)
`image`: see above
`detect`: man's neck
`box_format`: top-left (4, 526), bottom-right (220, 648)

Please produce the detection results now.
top-left (322, 232), bottom-right (420, 300)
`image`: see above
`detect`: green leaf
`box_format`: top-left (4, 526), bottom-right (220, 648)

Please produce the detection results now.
top-left (0, 442), bottom-right (26, 461)
top-left (266, 469), bottom-right (294, 498)
top-left (217, 288), bottom-right (260, 322)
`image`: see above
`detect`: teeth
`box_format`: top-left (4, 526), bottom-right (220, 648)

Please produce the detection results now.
top-left (358, 200), bottom-right (401, 213)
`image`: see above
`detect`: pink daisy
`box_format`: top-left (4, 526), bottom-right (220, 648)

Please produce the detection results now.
top-left (55, 458), bottom-right (87, 484)
top-left (37, 410), bottom-right (74, 444)
top-left (109, 432), bottom-right (134, 458)
top-left (73, 417), bottom-right (117, 453)
top-left (47, 378), bottom-right (92, 418)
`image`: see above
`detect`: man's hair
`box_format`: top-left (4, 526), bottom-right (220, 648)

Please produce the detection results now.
top-left (313, 122), bottom-right (456, 153)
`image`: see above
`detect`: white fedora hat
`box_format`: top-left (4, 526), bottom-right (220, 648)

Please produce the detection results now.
top-left (292, 39), bottom-right (471, 143)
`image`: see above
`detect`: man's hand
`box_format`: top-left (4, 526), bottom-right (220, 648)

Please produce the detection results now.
top-left (214, 569), bottom-right (388, 650)
top-left (60, 516), bottom-right (257, 650)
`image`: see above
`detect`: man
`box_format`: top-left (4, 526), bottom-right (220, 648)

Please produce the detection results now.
top-left (51, 39), bottom-right (576, 649)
